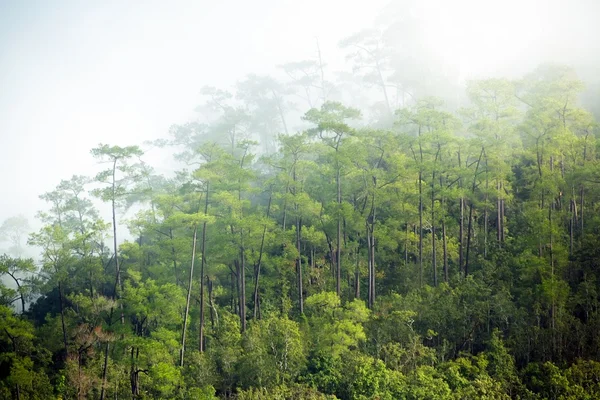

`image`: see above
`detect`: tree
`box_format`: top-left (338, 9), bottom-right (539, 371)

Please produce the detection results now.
top-left (0, 215), bottom-right (30, 257)
top-left (0, 255), bottom-right (35, 314)
top-left (304, 102), bottom-right (361, 296)
top-left (90, 143), bottom-right (143, 400)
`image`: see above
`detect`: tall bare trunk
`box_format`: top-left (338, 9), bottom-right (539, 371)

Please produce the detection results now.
top-left (483, 159), bottom-right (488, 258)
top-left (458, 150), bottom-right (464, 276)
top-left (199, 183), bottom-right (210, 352)
top-left (465, 203), bottom-right (474, 277)
top-left (442, 218), bottom-right (448, 282)
top-left (497, 180), bottom-right (502, 246)
top-left (465, 147), bottom-right (484, 276)
top-left (239, 241), bottom-right (247, 332)
top-left (253, 191), bottom-right (272, 319)
top-left (431, 172), bottom-right (437, 287)
top-left (418, 172), bottom-right (423, 286)
top-left (110, 159), bottom-right (124, 326)
top-left (297, 217), bottom-right (303, 314)
top-left (336, 163), bottom-right (342, 296)
top-left (180, 225), bottom-right (198, 366)
top-left (355, 246), bottom-right (360, 299)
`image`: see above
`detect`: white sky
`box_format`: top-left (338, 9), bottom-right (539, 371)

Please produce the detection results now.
top-left (0, 0), bottom-right (598, 241)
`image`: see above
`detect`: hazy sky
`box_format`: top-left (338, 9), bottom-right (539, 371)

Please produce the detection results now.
top-left (1, 0), bottom-right (598, 240)
top-left (0, 0), bottom-right (389, 227)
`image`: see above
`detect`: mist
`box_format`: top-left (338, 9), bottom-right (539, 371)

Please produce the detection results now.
top-left (1, 0), bottom-right (598, 237)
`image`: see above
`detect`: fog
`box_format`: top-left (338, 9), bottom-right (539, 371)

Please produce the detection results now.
top-left (1, 0), bottom-right (599, 252)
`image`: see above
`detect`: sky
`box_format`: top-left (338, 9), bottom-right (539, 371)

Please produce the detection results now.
top-left (0, 0), bottom-right (390, 226)
top-left (1, 0), bottom-right (599, 248)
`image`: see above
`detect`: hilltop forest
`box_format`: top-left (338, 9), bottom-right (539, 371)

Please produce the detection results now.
top-left (2, 24), bottom-right (600, 400)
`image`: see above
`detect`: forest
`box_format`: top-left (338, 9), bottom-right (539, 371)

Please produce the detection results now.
top-left (2, 5), bottom-right (600, 400)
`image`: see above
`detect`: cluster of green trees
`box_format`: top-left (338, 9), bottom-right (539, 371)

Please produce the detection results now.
top-left (1, 5), bottom-right (600, 393)
top-left (2, 61), bottom-right (600, 399)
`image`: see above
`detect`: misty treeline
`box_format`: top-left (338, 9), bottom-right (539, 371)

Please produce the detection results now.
top-left (2, 15), bottom-right (600, 400)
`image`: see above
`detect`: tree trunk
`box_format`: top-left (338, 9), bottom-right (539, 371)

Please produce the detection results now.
top-left (355, 246), bottom-right (360, 299)
top-left (336, 162), bottom-right (342, 296)
top-left (465, 203), bottom-right (474, 277)
top-left (459, 197), bottom-right (464, 275)
top-left (297, 216), bottom-right (303, 314)
top-left (100, 342), bottom-right (109, 400)
top-left (440, 174), bottom-right (448, 282)
top-left (570, 186), bottom-right (577, 255)
top-left (199, 182), bottom-right (210, 352)
top-left (253, 191), bottom-right (272, 319)
top-left (230, 271), bottom-right (236, 314)
top-left (180, 225), bottom-right (198, 366)
top-left (431, 172), bottom-right (437, 287)
top-left (580, 186), bottom-right (584, 236)
top-left (404, 222), bottom-right (409, 266)
top-left (458, 149), bottom-right (464, 275)
top-left (483, 160), bottom-right (488, 258)
top-left (497, 180), bottom-right (502, 246)
top-left (208, 277), bottom-right (216, 327)
top-left (442, 218), bottom-right (448, 282)
top-left (239, 240), bottom-right (247, 332)
top-left (58, 281), bottom-right (68, 356)
top-left (465, 147), bottom-right (484, 276)
top-left (418, 172), bottom-right (423, 286)
top-left (110, 158), bottom-right (124, 326)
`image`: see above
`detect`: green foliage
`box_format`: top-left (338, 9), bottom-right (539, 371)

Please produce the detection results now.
top-left (239, 316), bottom-right (306, 387)
top-left (6, 62), bottom-right (600, 400)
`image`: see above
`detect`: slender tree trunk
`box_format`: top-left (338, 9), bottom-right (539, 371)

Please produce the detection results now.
top-left (404, 223), bottom-right (409, 267)
top-left (580, 186), bottom-right (584, 236)
top-left (432, 171), bottom-right (437, 287)
top-left (501, 198), bottom-right (505, 242)
top-left (336, 161), bottom-right (342, 296)
top-left (497, 180), bottom-right (502, 246)
top-left (282, 180), bottom-right (290, 231)
top-left (239, 238), bottom-right (247, 332)
top-left (442, 218), bottom-right (448, 282)
top-left (6, 333), bottom-right (21, 400)
top-left (459, 197), bottom-right (464, 275)
top-left (367, 183), bottom-right (376, 308)
top-left (458, 149), bottom-right (464, 275)
top-left (418, 127), bottom-right (424, 286)
top-left (549, 198), bottom-right (557, 357)
top-left (169, 228), bottom-right (180, 286)
top-left (110, 159), bottom-right (124, 326)
top-left (418, 172), bottom-right (423, 286)
top-left (58, 281), bottom-right (68, 356)
top-left (355, 246), bottom-right (360, 299)
top-left (100, 260), bottom-right (120, 400)
top-left (231, 270), bottom-right (236, 315)
top-left (570, 186), bottom-right (576, 255)
top-left (440, 174), bottom-right (448, 282)
top-left (465, 203), bottom-right (474, 277)
top-left (484, 159), bottom-right (488, 258)
top-left (180, 225), bottom-right (198, 366)
top-left (100, 342), bottom-right (109, 400)
top-left (130, 347), bottom-right (138, 396)
top-left (366, 227), bottom-right (371, 306)
top-left (465, 147), bottom-right (484, 276)
top-left (199, 182), bottom-right (210, 352)
top-left (208, 278), bottom-right (216, 327)
top-left (297, 216), bottom-right (303, 314)
top-left (253, 191), bottom-right (272, 319)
